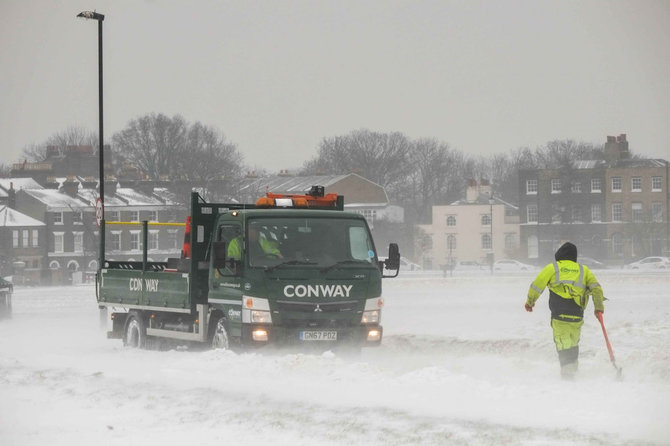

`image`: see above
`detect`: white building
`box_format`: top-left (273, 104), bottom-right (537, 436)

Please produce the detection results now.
top-left (417, 180), bottom-right (520, 270)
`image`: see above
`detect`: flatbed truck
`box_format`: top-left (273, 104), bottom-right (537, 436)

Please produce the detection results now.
top-left (97, 187), bottom-right (399, 349)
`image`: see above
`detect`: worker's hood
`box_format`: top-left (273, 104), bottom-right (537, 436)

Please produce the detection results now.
top-left (555, 242), bottom-right (577, 262)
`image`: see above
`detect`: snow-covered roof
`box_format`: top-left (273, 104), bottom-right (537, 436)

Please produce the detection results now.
top-left (0, 178), bottom-right (43, 192)
top-left (238, 175), bottom-right (349, 195)
top-left (20, 189), bottom-right (90, 211)
top-left (0, 206), bottom-right (45, 227)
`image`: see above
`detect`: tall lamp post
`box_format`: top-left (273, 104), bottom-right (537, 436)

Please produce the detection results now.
top-left (77, 11), bottom-right (105, 271)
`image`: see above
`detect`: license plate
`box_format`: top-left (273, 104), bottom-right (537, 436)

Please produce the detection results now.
top-left (299, 330), bottom-right (337, 341)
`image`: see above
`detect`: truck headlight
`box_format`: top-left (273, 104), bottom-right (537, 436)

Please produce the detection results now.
top-left (361, 310), bottom-right (379, 324)
top-left (251, 310), bottom-right (272, 323)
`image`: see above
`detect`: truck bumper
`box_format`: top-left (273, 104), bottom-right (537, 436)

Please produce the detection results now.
top-left (241, 324), bottom-right (383, 348)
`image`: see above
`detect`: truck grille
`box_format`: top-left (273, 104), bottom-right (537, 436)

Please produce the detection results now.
top-left (276, 300), bottom-right (358, 313)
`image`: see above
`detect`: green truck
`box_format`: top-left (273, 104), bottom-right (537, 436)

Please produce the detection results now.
top-left (98, 187), bottom-right (400, 350)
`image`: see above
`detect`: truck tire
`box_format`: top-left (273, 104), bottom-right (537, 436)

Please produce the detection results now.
top-left (123, 312), bottom-right (146, 348)
top-left (210, 317), bottom-right (230, 350)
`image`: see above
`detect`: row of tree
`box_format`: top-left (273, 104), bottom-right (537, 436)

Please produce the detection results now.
top-left (15, 113), bottom-right (611, 224)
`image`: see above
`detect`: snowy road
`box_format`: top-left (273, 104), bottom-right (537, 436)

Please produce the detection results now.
top-left (1, 271), bottom-right (669, 445)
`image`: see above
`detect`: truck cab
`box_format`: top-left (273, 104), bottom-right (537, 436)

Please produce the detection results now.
top-left (209, 208), bottom-right (387, 348)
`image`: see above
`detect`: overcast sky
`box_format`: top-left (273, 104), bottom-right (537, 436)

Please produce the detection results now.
top-left (1, 0), bottom-right (669, 172)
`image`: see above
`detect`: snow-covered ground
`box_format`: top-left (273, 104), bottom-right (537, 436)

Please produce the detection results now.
top-left (1, 270), bottom-right (669, 445)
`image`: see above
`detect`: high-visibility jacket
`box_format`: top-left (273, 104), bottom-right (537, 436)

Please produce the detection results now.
top-left (227, 236), bottom-right (281, 260)
top-left (526, 260), bottom-right (604, 320)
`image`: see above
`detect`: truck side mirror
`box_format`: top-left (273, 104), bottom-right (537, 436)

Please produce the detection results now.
top-left (386, 243), bottom-right (400, 269)
top-left (212, 241), bottom-right (227, 269)
top-left (381, 243), bottom-right (400, 278)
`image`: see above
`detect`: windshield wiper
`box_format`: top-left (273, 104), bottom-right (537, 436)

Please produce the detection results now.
top-left (320, 259), bottom-right (370, 273)
top-left (264, 260), bottom-right (317, 272)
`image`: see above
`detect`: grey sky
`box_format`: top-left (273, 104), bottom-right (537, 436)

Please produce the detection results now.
top-left (1, 0), bottom-right (669, 171)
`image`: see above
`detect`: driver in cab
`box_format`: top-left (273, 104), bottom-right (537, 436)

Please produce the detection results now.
top-left (227, 227), bottom-right (282, 260)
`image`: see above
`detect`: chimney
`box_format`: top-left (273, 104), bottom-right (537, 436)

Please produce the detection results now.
top-left (466, 179), bottom-right (478, 202)
top-left (136, 180), bottom-right (155, 196)
top-left (45, 176), bottom-right (59, 189)
top-left (479, 179), bottom-right (492, 199)
top-left (104, 176), bottom-right (118, 196)
top-left (605, 133), bottom-right (630, 165)
top-left (60, 176), bottom-right (80, 197)
top-left (7, 182), bottom-right (16, 209)
top-left (46, 145), bottom-right (59, 159)
top-left (81, 176), bottom-right (98, 189)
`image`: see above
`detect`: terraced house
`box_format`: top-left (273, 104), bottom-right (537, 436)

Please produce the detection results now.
top-left (518, 134), bottom-right (669, 264)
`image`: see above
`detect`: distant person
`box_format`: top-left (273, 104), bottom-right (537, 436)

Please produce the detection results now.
top-left (524, 242), bottom-right (605, 379)
top-left (228, 227), bottom-right (282, 260)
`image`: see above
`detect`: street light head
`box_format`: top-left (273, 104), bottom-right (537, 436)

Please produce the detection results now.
top-left (77, 11), bottom-right (104, 21)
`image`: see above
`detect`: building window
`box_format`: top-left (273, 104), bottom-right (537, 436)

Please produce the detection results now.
top-left (72, 211), bottom-right (83, 224)
top-left (631, 177), bottom-right (642, 192)
top-left (481, 214), bottom-right (491, 226)
top-left (421, 234), bottom-right (433, 250)
top-left (526, 179), bottom-right (538, 195)
top-left (591, 178), bottom-right (601, 193)
top-left (505, 234), bottom-right (515, 250)
top-left (652, 202), bottom-right (663, 222)
top-left (13, 230), bottom-right (19, 248)
top-left (130, 231), bottom-right (141, 251)
top-left (652, 176), bottom-right (662, 192)
top-left (612, 233), bottom-right (624, 255)
top-left (148, 211), bottom-right (158, 222)
top-left (73, 232), bottom-right (84, 253)
top-left (130, 211), bottom-right (140, 222)
top-left (54, 232), bottom-right (64, 253)
top-left (551, 204), bottom-right (562, 224)
top-left (447, 235), bottom-right (457, 251)
top-left (107, 210), bottom-right (120, 222)
top-left (167, 230), bottom-right (179, 250)
top-left (527, 235), bottom-right (539, 259)
top-left (363, 209), bottom-right (376, 223)
top-left (571, 181), bottom-right (582, 193)
top-left (612, 203), bottom-right (623, 222)
top-left (632, 203), bottom-right (643, 223)
top-left (149, 230), bottom-right (159, 250)
top-left (551, 179), bottom-right (562, 194)
top-left (527, 205), bottom-right (538, 223)
top-left (481, 233), bottom-right (492, 250)
top-left (591, 204), bottom-right (602, 222)
top-left (571, 206), bottom-right (582, 223)
top-left (611, 177), bottom-right (622, 192)
top-left (110, 231), bottom-right (121, 251)
top-left (22, 229), bottom-right (29, 247)
top-left (53, 212), bottom-right (63, 224)
top-left (446, 215), bottom-right (456, 226)
top-left (32, 229), bottom-right (39, 247)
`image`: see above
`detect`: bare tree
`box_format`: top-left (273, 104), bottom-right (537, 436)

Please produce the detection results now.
top-left (112, 113), bottom-right (188, 179)
top-left (181, 122), bottom-right (243, 182)
top-left (303, 129), bottom-right (412, 194)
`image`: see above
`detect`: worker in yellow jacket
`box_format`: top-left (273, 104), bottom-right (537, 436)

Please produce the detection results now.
top-left (525, 242), bottom-right (605, 379)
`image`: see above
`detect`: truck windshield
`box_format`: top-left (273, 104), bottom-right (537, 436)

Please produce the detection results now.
top-left (246, 217), bottom-right (377, 269)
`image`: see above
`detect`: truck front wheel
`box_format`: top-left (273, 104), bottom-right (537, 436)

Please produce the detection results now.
top-left (124, 312), bottom-right (146, 348)
top-left (210, 317), bottom-right (230, 350)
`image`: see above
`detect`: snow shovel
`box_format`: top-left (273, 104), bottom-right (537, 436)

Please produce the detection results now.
top-left (595, 312), bottom-right (623, 380)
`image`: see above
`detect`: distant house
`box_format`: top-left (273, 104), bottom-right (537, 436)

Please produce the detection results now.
top-left (518, 134), bottom-right (669, 263)
top-left (15, 177), bottom-right (186, 284)
top-left (0, 178), bottom-right (43, 207)
top-left (0, 205), bottom-right (46, 284)
top-left (417, 180), bottom-right (520, 270)
top-left (237, 172), bottom-right (403, 228)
